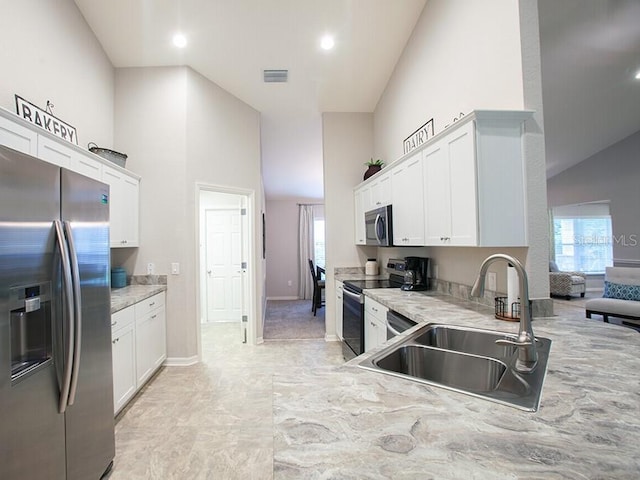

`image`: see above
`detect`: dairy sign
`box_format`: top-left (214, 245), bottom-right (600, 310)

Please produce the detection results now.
top-left (403, 118), bottom-right (434, 155)
top-left (15, 95), bottom-right (78, 145)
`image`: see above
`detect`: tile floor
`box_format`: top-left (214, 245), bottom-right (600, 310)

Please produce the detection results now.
top-left (107, 322), bottom-right (344, 480)
top-left (106, 297), bottom-right (626, 479)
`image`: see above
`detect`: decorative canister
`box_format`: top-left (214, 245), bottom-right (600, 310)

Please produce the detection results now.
top-left (111, 267), bottom-right (127, 288)
top-left (365, 258), bottom-right (379, 276)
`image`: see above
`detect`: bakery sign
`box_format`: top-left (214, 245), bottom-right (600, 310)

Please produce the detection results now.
top-left (15, 95), bottom-right (78, 145)
top-left (403, 118), bottom-right (434, 154)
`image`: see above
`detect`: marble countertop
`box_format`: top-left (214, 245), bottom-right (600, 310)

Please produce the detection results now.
top-left (110, 284), bottom-right (167, 314)
top-left (273, 288), bottom-right (640, 478)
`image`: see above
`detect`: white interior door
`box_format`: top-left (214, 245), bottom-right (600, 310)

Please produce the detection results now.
top-left (205, 209), bottom-right (243, 322)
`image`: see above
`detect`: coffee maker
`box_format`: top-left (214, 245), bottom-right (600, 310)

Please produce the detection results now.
top-left (401, 256), bottom-right (430, 291)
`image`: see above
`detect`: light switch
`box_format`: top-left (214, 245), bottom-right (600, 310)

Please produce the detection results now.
top-left (171, 262), bottom-right (180, 275)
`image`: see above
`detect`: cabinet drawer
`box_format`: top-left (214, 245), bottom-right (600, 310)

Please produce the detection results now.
top-left (111, 305), bottom-right (135, 332)
top-left (365, 297), bottom-right (387, 319)
top-left (134, 292), bottom-right (165, 318)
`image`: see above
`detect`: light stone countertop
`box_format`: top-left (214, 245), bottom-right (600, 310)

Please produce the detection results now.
top-left (110, 284), bottom-right (167, 314)
top-left (273, 288), bottom-right (640, 478)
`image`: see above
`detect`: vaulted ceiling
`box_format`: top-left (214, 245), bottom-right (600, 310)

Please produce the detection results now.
top-left (74, 0), bottom-right (640, 198)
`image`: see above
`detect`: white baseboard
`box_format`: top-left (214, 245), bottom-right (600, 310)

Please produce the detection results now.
top-left (324, 333), bottom-right (339, 342)
top-left (266, 296), bottom-right (300, 300)
top-left (163, 355), bottom-right (199, 367)
top-left (256, 336), bottom-right (264, 344)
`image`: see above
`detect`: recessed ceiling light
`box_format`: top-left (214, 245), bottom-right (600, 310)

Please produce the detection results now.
top-left (320, 35), bottom-right (335, 51)
top-left (173, 33), bottom-right (187, 48)
top-left (635, 70), bottom-right (640, 80)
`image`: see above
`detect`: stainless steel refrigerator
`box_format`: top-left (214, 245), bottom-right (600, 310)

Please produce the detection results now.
top-left (0, 145), bottom-right (115, 479)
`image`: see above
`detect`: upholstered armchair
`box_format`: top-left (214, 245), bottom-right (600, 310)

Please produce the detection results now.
top-left (549, 261), bottom-right (586, 299)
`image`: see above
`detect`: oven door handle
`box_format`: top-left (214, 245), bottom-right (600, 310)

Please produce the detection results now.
top-left (342, 288), bottom-right (364, 304)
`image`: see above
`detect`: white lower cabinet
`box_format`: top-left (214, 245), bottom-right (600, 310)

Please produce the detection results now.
top-left (111, 307), bottom-right (136, 414)
top-left (364, 296), bottom-right (388, 352)
top-left (135, 293), bottom-right (167, 386)
top-left (111, 292), bottom-right (166, 414)
top-left (335, 281), bottom-right (344, 340)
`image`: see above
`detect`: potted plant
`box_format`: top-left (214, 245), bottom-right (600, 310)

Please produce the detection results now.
top-left (364, 158), bottom-right (384, 180)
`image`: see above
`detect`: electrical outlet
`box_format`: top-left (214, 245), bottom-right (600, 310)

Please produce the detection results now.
top-left (171, 263), bottom-right (180, 275)
top-left (487, 272), bottom-right (497, 291)
top-left (287, 280), bottom-right (292, 287)
top-left (147, 262), bottom-right (155, 275)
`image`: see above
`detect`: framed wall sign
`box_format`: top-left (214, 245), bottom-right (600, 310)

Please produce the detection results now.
top-left (15, 95), bottom-right (78, 145)
top-left (403, 118), bottom-right (434, 155)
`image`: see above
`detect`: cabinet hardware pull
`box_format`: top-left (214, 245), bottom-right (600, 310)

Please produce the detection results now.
top-left (111, 321), bottom-right (117, 327)
top-left (151, 314), bottom-right (157, 319)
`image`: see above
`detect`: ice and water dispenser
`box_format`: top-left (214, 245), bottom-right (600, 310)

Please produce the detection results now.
top-left (9, 282), bottom-right (52, 382)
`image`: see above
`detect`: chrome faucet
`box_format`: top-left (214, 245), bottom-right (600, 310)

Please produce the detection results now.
top-left (470, 254), bottom-right (538, 373)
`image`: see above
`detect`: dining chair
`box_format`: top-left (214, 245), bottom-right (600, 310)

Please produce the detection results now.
top-left (308, 259), bottom-right (325, 316)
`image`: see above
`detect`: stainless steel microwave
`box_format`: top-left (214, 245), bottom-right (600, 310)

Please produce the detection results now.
top-left (365, 205), bottom-right (393, 246)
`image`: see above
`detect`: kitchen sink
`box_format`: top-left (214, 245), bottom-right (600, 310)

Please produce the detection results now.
top-left (412, 324), bottom-right (519, 359)
top-left (358, 323), bottom-right (551, 411)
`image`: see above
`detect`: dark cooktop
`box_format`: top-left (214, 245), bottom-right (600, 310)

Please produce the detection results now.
top-left (343, 277), bottom-right (402, 293)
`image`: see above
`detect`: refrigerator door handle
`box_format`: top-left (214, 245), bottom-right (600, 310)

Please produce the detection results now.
top-left (64, 220), bottom-right (82, 406)
top-left (54, 220), bottom-right (75, 414)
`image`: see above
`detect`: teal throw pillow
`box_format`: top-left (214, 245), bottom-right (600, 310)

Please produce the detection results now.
top-left (603, 281), bottom-right (640, 301)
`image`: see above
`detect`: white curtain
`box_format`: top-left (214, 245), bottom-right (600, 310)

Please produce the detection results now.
top-left (298, 205), bottom-right (315, 300)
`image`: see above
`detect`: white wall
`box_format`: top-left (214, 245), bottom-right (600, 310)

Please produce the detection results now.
top-left (369, 0), bottom-right (550, 305)
top-left (0, 0), bottom-right (114, 148)
top-left (548, 129), bottom-right (640, 265)
top-left (265, 199), bottom-right (324, 300)
top-left (113, 66), bottom-right (263, 361)
top-left (322, 112), bottom-right (377, 338)
top-left (374, 0), bottom-right (524, 163)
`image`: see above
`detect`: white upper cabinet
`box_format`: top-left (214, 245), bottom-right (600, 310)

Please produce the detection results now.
top-left (392, 151), bottom-right (425, 246)
top-left (1, 108), bottom-right (141, 248)
top-left (354, 185), bottom-right (367, 245)
top-left (354, 110), bottom-right (531, 248)
top-left (102, 164), bottom-right (140, 248)
top-left (424, 121), bottom-right (478, 246)
top-left (367, 170), bottom-right (392, 210)
top-left (37, 135), bottom-right (73, 168)
top-left (0, 115), bottom-right (37, 155)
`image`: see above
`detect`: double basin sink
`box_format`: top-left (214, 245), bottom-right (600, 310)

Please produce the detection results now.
top-left (358, 323), bottom-right (551, 411)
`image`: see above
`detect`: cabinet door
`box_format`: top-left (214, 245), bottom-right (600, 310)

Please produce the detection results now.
top-left (369, 171), bottom-right (391, 209)
top-left (0, 115), bottom-right (38, 155)
top-left (112, 322), bottom-right (136, 414)
top-left (364, 297), bottom-right (388, 352)
top-left (335, 282), bottom-right (344, 340)
top-left (151, 305), bottom-right (167, 370)
top-left (424, 142), bottom-right (451, 245)
top-left (391, 152), bottom-right (425, 245)
top-left (354, 187), bottom-right (367, 245)
top-left (121, 174), bottom-right (140, 246)
top-left (72, 152), bottom-right (102, 181)
top-left (37, 135), bottom-right (72, 168)
top-left (102, 165), bottom-right (140, 247)
top-left (135, 311), bottom-right (155, 386)
top-left (447, 122), bottom-right (477, 246)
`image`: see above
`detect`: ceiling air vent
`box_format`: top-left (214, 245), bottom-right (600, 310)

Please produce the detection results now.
top-left (263, 69), bottom-right (288, 83)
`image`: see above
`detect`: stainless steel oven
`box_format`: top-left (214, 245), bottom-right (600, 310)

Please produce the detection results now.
top-left (341, 259), bottom-right (408, 359)
top-left (341, 283), bottom-right (364, 359)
